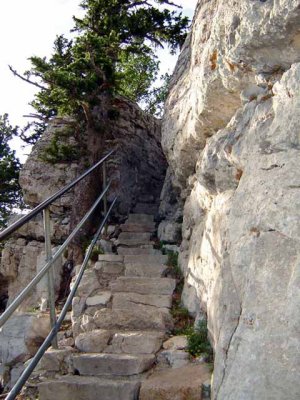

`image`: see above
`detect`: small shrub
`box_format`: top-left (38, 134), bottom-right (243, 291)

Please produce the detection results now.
top-left (90, 245), bottom-right (104, 261)
top-left (39, 136), bottom-right (81, 164)
top-left (167, 251), bottom-right (178, 268)
top-left (187, 320), bottom-right (213, 361)
top-left (171, 303), bottom-right (194, 335)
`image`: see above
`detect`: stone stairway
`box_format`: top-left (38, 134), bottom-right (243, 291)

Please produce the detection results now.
top-left (38, 211), bottom-right (177, 400)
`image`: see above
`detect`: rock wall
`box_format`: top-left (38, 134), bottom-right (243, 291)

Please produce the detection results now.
top-left (161, 1), bottom-right (300, 399)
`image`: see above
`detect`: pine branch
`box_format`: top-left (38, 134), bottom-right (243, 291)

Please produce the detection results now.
top-left (8, 65), bottom-right (47, 90)
top-left (22, 113), bottom-right (48, 121)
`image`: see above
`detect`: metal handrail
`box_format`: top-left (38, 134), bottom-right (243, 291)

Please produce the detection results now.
top-left (0, 149), bottom-right (115, 241)
top-left (6, 198), bottom-right (118, 400)
top-left (0, 148), bottom-right (118, 399)
top-left (0, 182), bottom-right (111, 329)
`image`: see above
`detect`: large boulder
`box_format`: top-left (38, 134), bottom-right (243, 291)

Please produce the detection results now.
top-left (0, 313), bottom-right (50, 390)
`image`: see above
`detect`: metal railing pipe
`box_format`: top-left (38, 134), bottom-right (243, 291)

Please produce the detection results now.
top-left (5, 197), bottom-right (118, 400)
top-left (0, 149), bottom-right (115, 242)
top-left (0, 182), bottom-right (111, 329)
top-left (43, 207), bottom-right (58, 349)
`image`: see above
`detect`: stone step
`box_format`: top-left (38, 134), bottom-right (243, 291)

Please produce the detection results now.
top-left (120, 222), bottom-right (156, 233)
top-left (111, 277), bottom-right (176, 295)
top-left (125, 263), bottom-right (167, 278)
top-left (93, 308), bottom-right (173, 332)
top-left (72, 353), bottom-right (155, 376)
top-left (127, 214), bottom-right (154, 224)
top-left (105, 331), bottom-right (165, 355)
top-left (133, 203), bottom-right (158, 215)
top-left (38, 375), bottom-right (140, 400)
top-left (119, 232), bottom-right (151, 241)
top-left (124, 254), bottom-right (168, 265)
top-left (140, 364), bottom-right (212, 400)
top-left (138, 194), bottom-right (155, 203)
top-left (116, 239), bottom-right (154, 247)
top-left (112, 292), bottom-right (172, 310)
top-left (75, 329), bottom-right (111, 353)
top-left (94, 254), bottom-right (125, 274)
top-left (117, 247), bottom-right (160, 256)
top-left (98, 255), bottom-right (124, 262)
top-left (120, 225), bottom-right (155, 233)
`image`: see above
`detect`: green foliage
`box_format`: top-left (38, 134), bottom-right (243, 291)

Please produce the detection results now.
top-left (117, 51), bottom-right (159, 103)
top-left (186, 320), bottom-right (213, 360)
top-left (11, 0), bottom-right (189, 143)
top-left (39, 136), bottom-right (81, 164)
top-left (144, 73), bottom-right (171, 117)
top-left (0, 114), bottom-right (24, 229)
top-left (167, 250), bottom-right (178, 268)
top-left (163, 248), bottom-right (182, 280)
top-left (171, 305), bottom-right (194, 335)
top-left (90, 245), bottom-right (104, 261)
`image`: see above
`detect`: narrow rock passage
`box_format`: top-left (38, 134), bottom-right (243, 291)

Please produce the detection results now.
top-left (38, 210), bottom-right (176, 400)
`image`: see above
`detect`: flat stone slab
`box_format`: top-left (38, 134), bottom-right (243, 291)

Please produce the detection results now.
top-left (72, 353), bottom-right (155, 376)
top-left (120, 223), bottom-right (156, 233)
top-left (127, 214), bottom-right (154, 224)
top-left (125, 263), bottom-right (167, 278)
top-left (105, 331), bottom-right (164, 354)
top-left (93, 308), bottom-right (173, 332)
top-left (133, 203), bottom-right (158, 215)
top-left (112, 292), bottom-right (172, 310)
top-left (75, 330), bottom-right (111, 353)
top-left (37, 348), bottom-right (75, 373)
top-left (38, 375), bottom-right (140, 400)
top-left (94, 261), bottom-right (124, 275)
top-left (140, 364), bottom-right (212, 400)
top-left (111, 277), bottom-right (176, 295)
top-left (119, 232), bottom-right (151, 241)
top-left (98, 254), bottom-right (124, 262)
top-left (124, 254), bottom-right (168, 264)
top-left (86, 292), bottom-right (111, 306)
top-left (117, 247), bottom-right (160, 256)
top-left (75, 270), bottom-right (99, 297)
top-left (117, 239), bottom-right (154, 247)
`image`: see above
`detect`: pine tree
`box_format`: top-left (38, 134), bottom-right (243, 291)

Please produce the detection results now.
top-left (0, 114), bottom-right (24, 228)
top-left (11, 0), bottom-right (189, 143)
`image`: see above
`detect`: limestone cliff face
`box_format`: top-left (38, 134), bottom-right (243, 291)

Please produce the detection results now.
top-left (162, 1), bottom-right (300, 399)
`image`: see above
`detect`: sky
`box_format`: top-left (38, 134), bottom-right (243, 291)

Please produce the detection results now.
top-left (0, 0), bottom-right (197, 161)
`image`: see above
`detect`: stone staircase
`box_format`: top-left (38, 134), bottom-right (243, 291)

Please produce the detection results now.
top-left (38, 211), bottom-right (177, 400)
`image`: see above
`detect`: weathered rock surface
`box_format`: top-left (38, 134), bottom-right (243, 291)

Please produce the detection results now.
top-left (117, 247), bottom-right (161, 256)
top-left (0, 313), bottom-right (50, 390)
top-left (161, 1), bottom-right (300, 398)
top-left (39, 375), bottom-right (140, 400)
top-left (37, 347), bottom-right (75, 374)
top-left (124, 263), bottom-right (167, 278)
top-left (140, 364), bottom-right (211, 400)
top-left (111, 277), bottom-right (176, 295)
top-left (72, 353), bottom-right (155, 376)
top-left (75, 330), bottom-right (111, 353)
top-left (112, 292), bottom-right (172, 310)
top-left (158, 220), bottom-right (181, 244)
top-left (163, 0), bottom-right (300, 188)
top-left (93, 308), bottom-right (173, 332)
top-left (105, 331), bottom-right (164, 355)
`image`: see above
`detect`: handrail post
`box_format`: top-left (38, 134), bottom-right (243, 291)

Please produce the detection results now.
top-left (43, 207), bottom-right (58, 349)
top-left (102, 161), bottom-right (108, 236)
